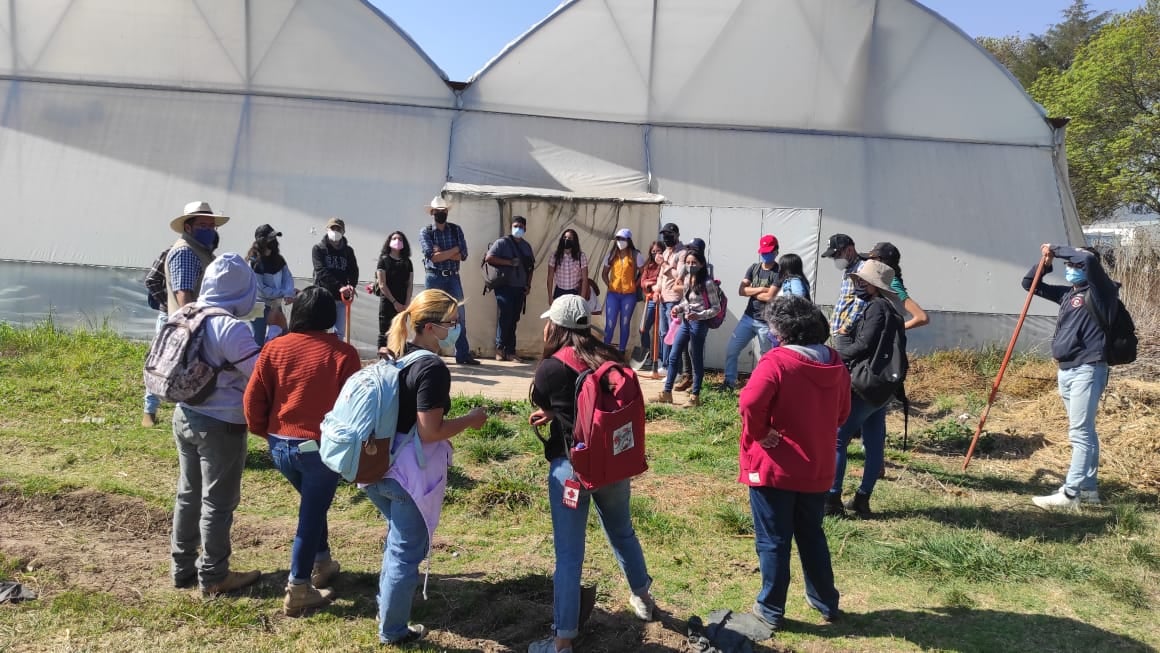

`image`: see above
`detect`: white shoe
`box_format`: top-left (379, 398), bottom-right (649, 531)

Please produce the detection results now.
top-left (629, 592), bottom-right (655, 621)
top-left (1078, 490), bottom-right (1101, 505)
top-left (1032, 490), bottom-right (1079, 511)
top-left (657, 367), bottom-right (667, 376)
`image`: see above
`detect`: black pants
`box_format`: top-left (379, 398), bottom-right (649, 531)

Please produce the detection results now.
top-left (377, 299), bottom-right (400, 348)
top-left (495, 285), bottom-right (525, 353)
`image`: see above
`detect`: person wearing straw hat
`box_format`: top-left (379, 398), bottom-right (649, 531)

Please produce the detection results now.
top-left (165, 201), bottom-right (228, 315)
top-left (825, 259), bottom-right (907, 519)
top-left (418, 195), bottom-right (481, 365)
top-left (311, 217), bottom-right (359, 342)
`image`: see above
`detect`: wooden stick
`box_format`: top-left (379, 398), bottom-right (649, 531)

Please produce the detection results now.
top-left (343, 294), bottom-right (353, 344)
top-left (963, 256), bottom-right (1047, 470)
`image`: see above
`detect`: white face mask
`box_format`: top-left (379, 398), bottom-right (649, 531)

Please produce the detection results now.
top-left (389, 238), bottom-right (404, 251)
top-left (832, 257), bottom-right (848, 270)
top-left (327, 229), bottom-right (343, 243)
top-left (512, 226), bottom-right (526, 238)
top-left (616, 240), bottom-right (629, 250)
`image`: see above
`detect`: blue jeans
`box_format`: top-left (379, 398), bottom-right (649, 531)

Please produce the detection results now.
top-left (333, 300), bottom-right (348, 342)
top-left (363, 478), bottom-right (429, 643)
top-left (424, 273), bottom-right (471, 360)
top-left (664, 319), bottom-right (709, 394)
top-left (250, 304), bottom-right (279, 348)
top-left (1058, 363), bottom-right (1108, 495)
top-left (749, 487), bottom-right (839, 626)
top-left (494, 285), bottom-right (525, 354)
top-left (659, 301), bottom-right (678, 367)
top-left (548, 457), bottom-right (651, 640)
top-left (830, 393), bottom-right (889, 497)
top-left (268, 436), bottom-right (340, 583)
top-left (144, 311), bottom-right (168, 414)
top-left (603, 292), bottom-right (638, 352)
top-left (639, 299), bottom-right (659, 357)
top-left (171, 406), bottom-right (247, 588)
top-left (724, 314), bottom-right (773, 386)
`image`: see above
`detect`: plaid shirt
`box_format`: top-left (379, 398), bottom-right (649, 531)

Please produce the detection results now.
top-left (549, 251), bottom-right (588, 291)
top-left (419, 222), bottom-right (468, 273)
top-left (167, 246), bottom-right (204, 293)
top-left (830, 259), bottom-right (866, 336)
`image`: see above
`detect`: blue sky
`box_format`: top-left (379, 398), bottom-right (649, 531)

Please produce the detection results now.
top-left (370, 0), bottom-right (1141, 81)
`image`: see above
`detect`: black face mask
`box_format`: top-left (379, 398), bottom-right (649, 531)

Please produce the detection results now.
top-left (854, 287), bottom-right (873, 301)
top-left (433, 211), bottom-right (448, 224)
top-left (662, 234), bottom-right (677, 247)
top-left (562, 238), bottom-right (574, 247)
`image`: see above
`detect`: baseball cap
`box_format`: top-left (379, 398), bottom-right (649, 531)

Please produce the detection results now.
top-left (758, 234), bottom-right (779, 255)
top-left (540, 294), bottom-right (590, 330)
top-left (821, 233), bottom-right (855, 258)
top-left (861, 241), bottom-right (901, 266)
top-left (325, 217), bottom-right (345, 232)
top-left (254, 224), bottom-right (281, 241)
top-left (660, 222), bottom-right (680, 235)
top-left (615, 228), bottom-right (632, 240)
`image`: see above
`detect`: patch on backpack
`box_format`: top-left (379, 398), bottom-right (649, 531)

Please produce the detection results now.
top-left (612, 422), bottom-right (634, 455)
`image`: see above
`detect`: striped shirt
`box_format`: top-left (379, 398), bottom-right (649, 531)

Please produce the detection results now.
top-left (419, 223), bottom-right (468, 273)
top-left (830, 259), bottom-right (866, 336)
top-left (549, 252), bottom-right (588, 291)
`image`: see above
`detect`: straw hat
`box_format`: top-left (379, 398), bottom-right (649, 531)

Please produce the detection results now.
top-left (170, 201), bottom-right (229, 234)
top-left (427, 196), bottom-right (449, 212)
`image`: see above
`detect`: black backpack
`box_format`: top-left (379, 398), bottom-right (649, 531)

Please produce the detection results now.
top-left (144, 248), bottom-right (170, 311)
top-left (1085, 293), bottom-right (1138, 366)
top-left (848, 302), bottom-right (908, 406)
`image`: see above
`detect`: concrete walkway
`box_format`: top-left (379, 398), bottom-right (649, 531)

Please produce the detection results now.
top-left (445, 357), bottom-right (695, 406)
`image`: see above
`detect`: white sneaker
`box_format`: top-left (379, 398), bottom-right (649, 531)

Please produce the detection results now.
top-left (1078, 490), bottom-right (1101, 505)
top-left (657, 367), bottom-right (667, 376)
top-left (629, 593), bottom-right (655, 621)
top-left (1032, 490), bottom-right (1079, 511)
top-left (528, 636), bottom-right (571, 653)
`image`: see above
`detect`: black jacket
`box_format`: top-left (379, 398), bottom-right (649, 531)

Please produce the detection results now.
top-left (312, 238), bottom-right (359, 297)
top-left (836, 295), bottom-right (905, 369)
top-left (1022, 246), bottom-right (1118, 369)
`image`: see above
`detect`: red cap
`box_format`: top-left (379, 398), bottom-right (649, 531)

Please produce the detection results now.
top-left (758, 234), bottom-right (779, 255)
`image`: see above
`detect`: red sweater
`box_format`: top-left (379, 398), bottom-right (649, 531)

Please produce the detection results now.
top-left (737, 346), bottom-right (851, 493)
top-left (244, 332), bottom-right (362, 440)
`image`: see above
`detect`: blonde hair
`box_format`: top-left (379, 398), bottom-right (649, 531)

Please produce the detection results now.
top-left (385, 289), bottom-right (460, 357)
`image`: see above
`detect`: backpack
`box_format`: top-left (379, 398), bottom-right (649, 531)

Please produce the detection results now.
top-left (706, 280), bottom-right (728, 329)
top-left (319, 349), bottom-right (436, 484)
top-left (143, 305), bottom-right (254, 405)
top-left (848, 302), bottom-right (908, 406)
top-left (481, 236), bottom-right (519, 294)
top-left (551, 346), bottom-right (648, 490)
top-left (144, 248), bottom-right (170, 311)
top-left (1084, 293), bottom-right (1138, 366)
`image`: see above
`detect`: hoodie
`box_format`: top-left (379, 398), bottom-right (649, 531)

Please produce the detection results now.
top-left (179, 253), bottom-right (261, 424)
top-left (312, 237), bottom-right (359, 297)
top-left (738, 345), bottom-right (851, 493)
top-left (1022, 246), bottom-right (1118, 369)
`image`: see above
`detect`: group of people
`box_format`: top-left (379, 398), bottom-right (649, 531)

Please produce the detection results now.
top-left (147, 195), bottom-right (1121, 651)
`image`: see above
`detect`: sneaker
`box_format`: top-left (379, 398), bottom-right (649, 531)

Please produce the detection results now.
top-left (283, 582), bottom-right (334, 617)
top-left (687, 394), bottom-right (702, 407)
top-left (173, 573), bottom-right (197, 590)
top-left (1032, 490), bottom-right (1079, 511)
top-left (141, 412), bottom-right (157, 428)
top-left (495, 351), bottom-right (509, 362)
top-left (457, 357), bottom-right (482, 366)
top-left (528, 636), bottom-right (572, 653)
top-left (652, 391), bottom-right (673, 404)
top-left (629, 592), bottom-right (656, 621)
top-left (657, 367), bottom-right (668, 376)
top-left (311, 559), bottom-right (340, 589)
top-left (508, 353), bottom-right (525, 364)
top-left (201, 569), bottom-right (260, 596)
top-left (749, 603), bottom-right (784, 631)
top-left (386, 624), bottom-right (427, 645)
top-left (1078, 490), bottom-right (1102, 505)
top-left (717, 382), bottom-right (736, 393)
top-left (805, 593), bottom-right (840, 623)
top-left (675, 376), bottom-right (693, 392)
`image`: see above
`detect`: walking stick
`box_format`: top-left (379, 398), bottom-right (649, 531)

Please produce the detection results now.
top-left (342, 292), bottom-right (353, 345)
top-left (650, 296), bottom-right (661, 379)
top-left (962, 256), bottom-right (1047, 470)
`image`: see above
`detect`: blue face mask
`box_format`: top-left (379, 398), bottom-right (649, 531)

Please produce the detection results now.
top-left (193, 227), bottom-right (216, 250)
top-left (437, 323), bottom-right (461, 349)
top-left (512, 226), bottom-right (526, 239)
top-left (1065, 267), bottom-right (1087, 285)
top-left (760, 252), bottom-right (777, 265)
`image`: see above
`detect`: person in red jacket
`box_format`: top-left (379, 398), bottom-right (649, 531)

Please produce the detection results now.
top-left (244, 286), bottom-right (362, 616)
top-left (737, 294), bottom-right (850, 631)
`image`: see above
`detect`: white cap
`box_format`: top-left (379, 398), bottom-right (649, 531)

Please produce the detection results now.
top-left (615, 228), bottom-right (633, 240)
top-left (540, 294), bottom-right (590, 330)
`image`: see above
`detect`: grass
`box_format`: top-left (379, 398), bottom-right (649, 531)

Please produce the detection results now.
top-left (1, 323), bottom-right (1158, 652)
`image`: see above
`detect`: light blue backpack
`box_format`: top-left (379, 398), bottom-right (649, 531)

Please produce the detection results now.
top-left (320, 349), bottom-right (436, 484)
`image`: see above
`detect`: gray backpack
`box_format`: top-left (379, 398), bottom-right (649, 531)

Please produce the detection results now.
top-left (143, 305), bottom-right (252, 405)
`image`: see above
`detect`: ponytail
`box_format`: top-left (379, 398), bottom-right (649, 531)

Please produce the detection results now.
top-left (384, 289), bottom-right (459, 358)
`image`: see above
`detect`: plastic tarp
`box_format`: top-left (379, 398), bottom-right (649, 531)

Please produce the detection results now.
top-left (463, 0), bottom-right (1053, 146)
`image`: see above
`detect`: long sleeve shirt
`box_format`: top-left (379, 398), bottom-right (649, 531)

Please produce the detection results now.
top-left (1022, 245), bottom-right (1118, 369)
top-left (312, 238), bottom-right (359, 296)
top-left (419, 222), bottom-right (468, 273)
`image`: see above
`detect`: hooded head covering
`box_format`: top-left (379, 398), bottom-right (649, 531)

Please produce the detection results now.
top-left (197, 252), bottom-right (258, 318)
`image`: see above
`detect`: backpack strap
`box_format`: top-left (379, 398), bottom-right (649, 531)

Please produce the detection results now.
top-left (387, 348), bottom-right (440, 468)
top-left (1082, 290), bottom-right (1112, 334)
top-left (551, 346), bottom-right (588, 374)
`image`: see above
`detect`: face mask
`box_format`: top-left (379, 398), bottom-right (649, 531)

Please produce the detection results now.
top-left (760, 252), bottom-right (776, 264)
top-left (1065, 267), bottom-right (1087, 285)
top-left (327, 229), bottom-right (342, 243)
top-left (193, 227), bottom-right (216, 249)
top-left (662, 234), bottom-right (677, 248)
top-left (437, 323), bottom-right (461, 349)
top-left (854, 286), bottom-right (873, 300)
top-left (832, 257), bottom-right (849, 271)
top-left (512, 226), bottom-right (526, 238)
top-left (686, 264), bottom-right (700, 276)
top-left (389, 238), bottom-right (404, 251)
top-left (616, 240), bottom-right (628, 250)
top-left (433, 211), bottom-right (448, 224)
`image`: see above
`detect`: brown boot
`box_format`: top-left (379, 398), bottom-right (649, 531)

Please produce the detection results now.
top-left (652, 391), bottom-right (673, 404)
top-left (283, 582), bottom-right (335, 617)
top-left (687, 394), bottom-right (702, 407)
top-left (141, 412), bottom-right (157, 428)
top-left (201, 569), bottom-right (260, 596)
top-left (675, 376), bottom-right (693, 392)
top-left (311, 559), bottom-right (340, 589)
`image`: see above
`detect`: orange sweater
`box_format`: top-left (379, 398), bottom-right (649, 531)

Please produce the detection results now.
top-left (244, 332), bottom-right (362, 439)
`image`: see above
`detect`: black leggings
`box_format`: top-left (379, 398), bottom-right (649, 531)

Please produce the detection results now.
top-left (377, 299), bottom-right (400, 348)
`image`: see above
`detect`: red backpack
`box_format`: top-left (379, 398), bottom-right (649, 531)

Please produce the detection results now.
top-left (553, 347), bottom-right (648, 489)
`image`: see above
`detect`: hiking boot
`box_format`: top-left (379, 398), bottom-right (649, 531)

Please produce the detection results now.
top-left (1078, 490), bottom-right (1102, 505)
top-left (844, 492), bottom-right (873, 519)
top-left (457, 356), bottom-right (482, 366)
top-left (508, 353), bottom-right (525, 364)
top-left (173, 573), bottom-right (197, 590)
top-left (311, 559), bottom-right (340, 589)
top-left (675, 376), bottom-right (693, 392)
top-left (528, 636), bottom-right (572, 653)
top-left (629, 592), bottom-right (656, 621)
top-left (824, 493), bottom-right (846, 518)
top-left (386, 624), bottom-right (427, 645)
top-left (495, 351), bottom-right (509, 361)
top-left (652, 391), bottom-right (673, 404)
top-left (687, 394), bottom-right (702, 407)
top-left (283, 582), bottom-right (334, 617)
top-left (201, 569), bottom-right (260, 596)
top-left (141, 412), bottom-right (157, 428)
top-left (717, 382), bottom-right (736, 393)
top-left (1032, 489), bottom-right (1079, 511)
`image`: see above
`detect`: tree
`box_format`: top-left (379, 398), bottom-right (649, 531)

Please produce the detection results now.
top-left (976, 0), bottom-right (1110, 90)
top-left (1033, 9), bottom-right (1160, 221)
